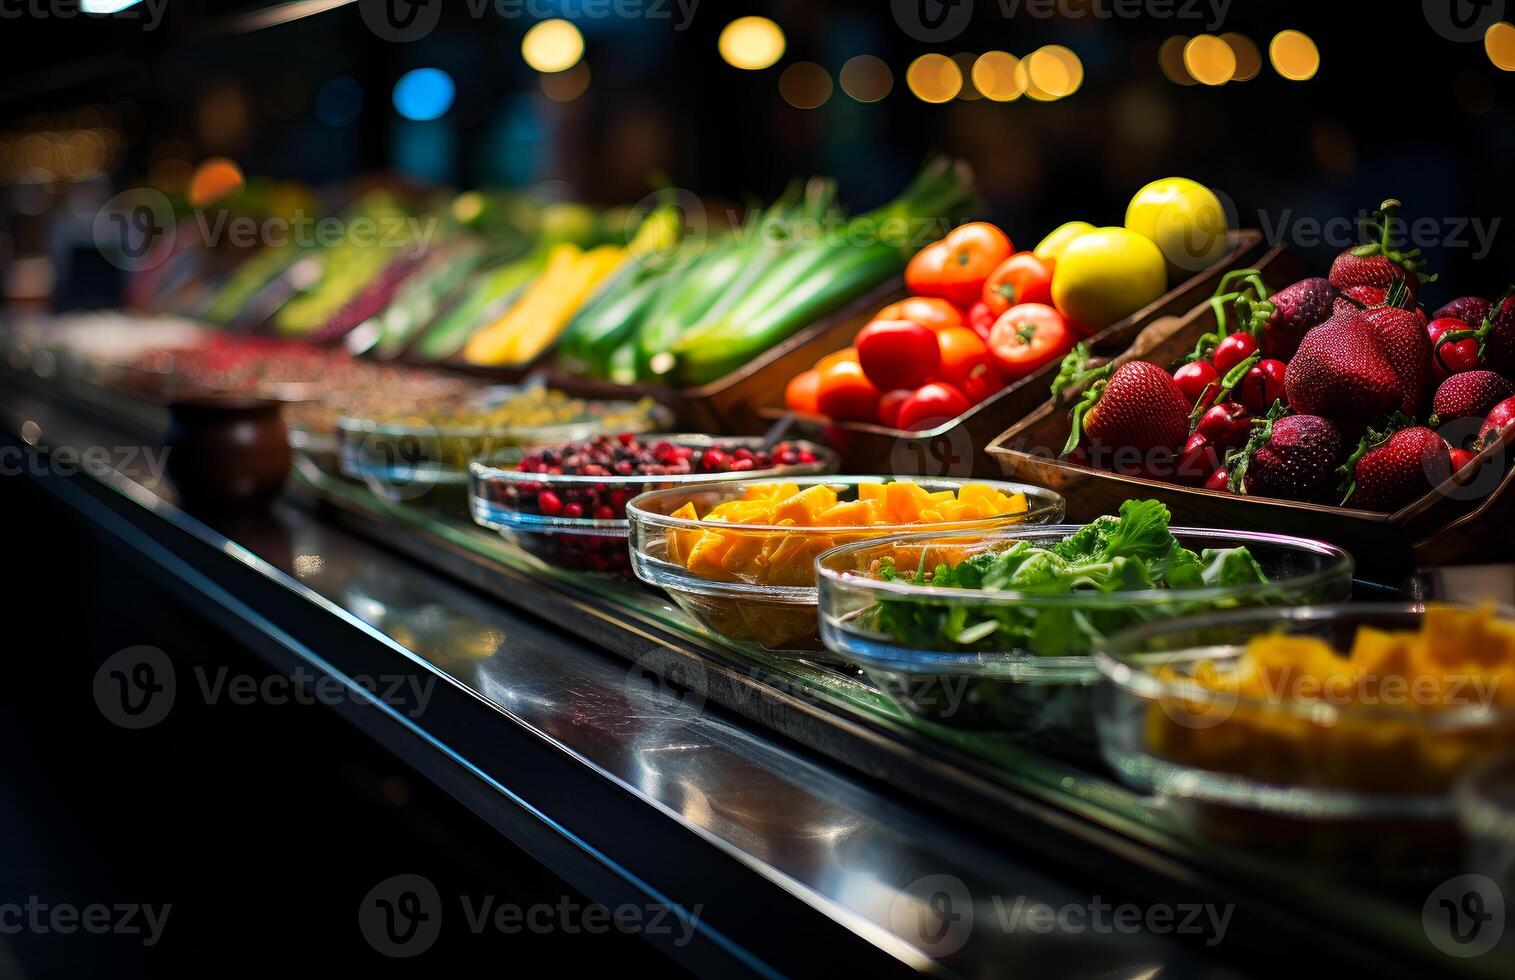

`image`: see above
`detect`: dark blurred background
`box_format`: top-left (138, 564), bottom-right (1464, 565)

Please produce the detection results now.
top-left (1, 0), bottom-right (1513, 303)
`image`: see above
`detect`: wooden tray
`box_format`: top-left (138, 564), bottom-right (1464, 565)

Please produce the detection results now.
top-left (767, 230), bottom-right (1274, 476)
top-left (986, 287), bottom-right (1515, 587)
top-left (539, 276), bottom-right (909, 433)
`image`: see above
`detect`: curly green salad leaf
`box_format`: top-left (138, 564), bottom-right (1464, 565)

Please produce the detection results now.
top-left (871, 499), bottom-right (1269, 655)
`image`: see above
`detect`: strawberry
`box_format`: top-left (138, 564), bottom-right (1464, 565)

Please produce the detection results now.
top-left (1328, 200), bottom-right (1436, 308)
top-left (1253, 277), bottom-right (1336, 361)
top-left (1479, 289), bottom-right (1515, 376)
top-left (1434, 296), bottom-right (1492, 329)
top-left (1479, 396), bottom-right (1515, 449)
top-left (1360, 304), bottom-right (1429, 415)
top-left (1230, 413), bottom-right (1344, 503)
top-left (1062, 360), bottom-right (1189, 462)
top-left (1284, 309), bottom-right (1402, 422)
top-left (1340, 425), bottom-right (1451, 512)
top-left (1432, 370), bottom-right (1515, 423)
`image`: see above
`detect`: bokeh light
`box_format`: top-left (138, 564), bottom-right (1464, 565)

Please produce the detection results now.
top-left (392, 68), bottom-right (455, 121)
top-left (1222, 33), bottom-right (1262, 81)
top-left (1024, 45), bottom-right (1083, 99)
top-left (839, 55), bottom-right (892, 103)
top-left (1184, 35), bottom-right (1236, 86)
top-left (316, 76), bottom-right (363, 126)
top-left (953, 53), bottom-right (982, 100)
top-left (906, 53), bottom-right (963, 103)
top-left (972, 51), bottom-right (1025, 102)
top-left (1159, 36), bottom-right (1195, 85)
top-left (1270, 30), bottom-right (1320, 81)
top-left (540, 62), bottom-right (591, 102)
top-left (523, 19), bottom-right (585, 73)
top-left (187, 158), bottom-right (244, 208)
top-left (779, 62), bottom-right (832, 109)
top-left (718, 16), bottom-right (785, 71)
top-left (1486, 22), bottom-right (1515, 71)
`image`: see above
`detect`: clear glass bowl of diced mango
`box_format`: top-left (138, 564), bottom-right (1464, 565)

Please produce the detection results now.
top-left (626, 478), bottom-right (1065, 654)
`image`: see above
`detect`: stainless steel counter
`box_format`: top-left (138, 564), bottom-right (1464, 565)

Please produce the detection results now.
top-left (0, 367), bottom-right (1460, 978)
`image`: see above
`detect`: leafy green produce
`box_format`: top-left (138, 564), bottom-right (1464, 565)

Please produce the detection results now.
top-left (869, 500), bottom-right (1269, 655)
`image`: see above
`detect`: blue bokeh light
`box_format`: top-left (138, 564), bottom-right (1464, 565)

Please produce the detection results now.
top-left (316, 77), bottom-right (364, 127)
top-left (393, 68), bottom-right (456, 122)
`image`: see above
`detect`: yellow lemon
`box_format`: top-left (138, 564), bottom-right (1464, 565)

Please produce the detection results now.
top-left (1050, 227), bottom-right (1168, 336)
top-left (1125, 177), bottom-right (1229, 278)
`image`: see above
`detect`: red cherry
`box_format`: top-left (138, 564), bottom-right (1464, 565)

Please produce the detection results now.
top-left (1195, 402), bottom-right (1251, 451)
top-left (1173, 360), bottom-right (1220, 408)
top-left (1203, 467), bottom-right (1232, 492)
top-left (1238, 358), bottom-right (1287, 414)
top-left (1213, 333), bottom-right (1259, 374)
top-left (1177, 433), bottom-right (1221, 485)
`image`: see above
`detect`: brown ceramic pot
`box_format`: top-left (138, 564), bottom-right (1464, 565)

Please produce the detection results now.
top-left (165, 397), bottom-right (291, 509)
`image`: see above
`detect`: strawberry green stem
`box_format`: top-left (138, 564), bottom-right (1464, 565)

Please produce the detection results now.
top-left (1062, 376), bottom-right (1109, 457)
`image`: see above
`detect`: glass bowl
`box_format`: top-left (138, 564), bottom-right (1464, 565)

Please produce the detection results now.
top-left (336, 388), bottom-right (670, 499)
top-left (627, 478), bottom-right (1065, 654)
top-left (1097, 604), bottom-right (1515, 862)
top-left (817, 527), bottom-right (1354, 744)
top-left (469, 436), bottom-right (838, 576)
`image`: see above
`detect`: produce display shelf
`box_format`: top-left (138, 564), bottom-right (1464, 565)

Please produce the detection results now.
top-left (287, 449), bottom-right (1502, 977)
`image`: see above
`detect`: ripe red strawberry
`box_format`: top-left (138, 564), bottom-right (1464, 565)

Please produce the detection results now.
top-left (1233, 414), bottom-right (1344, 503)
top-left (1432, 370), bottom-right (1515, 423)
top-left (1255, 277), bottom-right (1336, 360)
top-left (1328, 200), bottom-right (1435, 308)
top-left (1062, 360), bottom-right (1189, 460)
top-left (1479, 289), bottom-right (1515, 376)
top-left (1342, 426), bottom-right (1451, 512)
top-left (1284, 309), bottom-right (1402, 422)
top-left (1434, 296), bottom-right (1492, 329)
top-left (1478, 396), bottom-right (1515, 449)
top-left (1360, 305), bottom-right (1429, 414)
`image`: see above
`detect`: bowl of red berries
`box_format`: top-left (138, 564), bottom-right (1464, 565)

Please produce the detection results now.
top-left (468, 434), bottom-right (838, 575)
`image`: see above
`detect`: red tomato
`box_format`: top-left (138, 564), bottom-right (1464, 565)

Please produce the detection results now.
top-left (896, 383), bottom-right (971, 430)
top-left (876, 296), bottom-right (964, 332)
top-left (1212, 333), bottom-right (1258, 374)
top-left (987, 303), bottom-right (1075, 380)
top-left (906, 222), bottom-right (1013, 308)
top-left (855, 319), bottom-right (941, 391)
top-left (1427, 317), bottom-right (1481, 381)
top-left (934, 326), bottom-right (991, 385)
top-left (1172, 360), bottom-right (1219, 408)
top-left (815, 361), bottom-right (881, 422)
top-left (966, 301), bottom-right (997, 340)
top-left (877, 388), bottom-right (914, 428)
top-left (982, 252), bottom-right (1053, 315)
top-left (816, 347), bottom-right (859, 371)
top-left (958, 362), bottom-right (1005, 404)
top-left (784, 369), bottom-right (822, 414)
